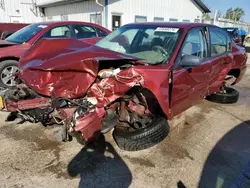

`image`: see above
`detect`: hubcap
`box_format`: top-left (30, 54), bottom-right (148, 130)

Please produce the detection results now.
top-left (1, 66), bottom-right (18, 87)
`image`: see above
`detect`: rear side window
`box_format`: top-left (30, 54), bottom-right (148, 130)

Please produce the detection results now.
top-left (96, 28), bottom-right (108, 37)
top-left (73, 25), bottom-right (98, 39)
top-left (210, 27), bottom-right (229, 56)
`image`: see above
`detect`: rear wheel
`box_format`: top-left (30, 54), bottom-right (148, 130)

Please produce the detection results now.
top-left (0, 60), bottom-right (19, 89)
top-left (206, 86), bottom-right (239, 104)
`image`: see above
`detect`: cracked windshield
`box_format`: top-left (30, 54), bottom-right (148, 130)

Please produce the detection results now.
top-left (96, 26), bottom-right (182, 64)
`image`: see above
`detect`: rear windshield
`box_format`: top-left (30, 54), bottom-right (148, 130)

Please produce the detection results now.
top-left (5, 24), bottom-right (48, 44)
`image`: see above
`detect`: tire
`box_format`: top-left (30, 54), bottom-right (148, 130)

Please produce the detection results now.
top-left (0, 60), bottom-right (19, 89)
top-left (206, 87), bottom-right (239, 104)
top-left (113, 116), bottom-right (169, 151)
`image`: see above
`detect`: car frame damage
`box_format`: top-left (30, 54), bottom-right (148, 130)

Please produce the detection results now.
top-left (3, 53), bottom-right (171, 147)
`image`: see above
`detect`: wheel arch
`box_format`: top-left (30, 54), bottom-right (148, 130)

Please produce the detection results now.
top-left (0, 57), bottom-right (19, 63)
top-left (127, 86), bottom-right (170, 120)
top-left (227, 68), bottom-right (241, 78)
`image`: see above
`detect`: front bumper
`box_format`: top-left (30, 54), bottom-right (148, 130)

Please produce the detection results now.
top-left (2, 96), bottom-right (105, 142)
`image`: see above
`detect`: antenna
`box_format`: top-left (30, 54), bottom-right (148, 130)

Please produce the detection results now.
top-left (0, 0), bottom-right (5, 10)
top-left (30, 0), bottom-right (37, 16)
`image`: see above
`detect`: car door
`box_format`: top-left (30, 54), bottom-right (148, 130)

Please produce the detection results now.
top-left (72, 24), bottom-right (102, 44)
top-left (170, 27), bottom-right (212, 117)
top-left (206, 26), bottom-right (233, 95)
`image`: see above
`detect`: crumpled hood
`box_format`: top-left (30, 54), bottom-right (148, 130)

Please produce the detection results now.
top-left (19, 38), bottom-right (140, 98)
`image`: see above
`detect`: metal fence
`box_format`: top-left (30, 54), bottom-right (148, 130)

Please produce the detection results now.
top-left (203, 18), bottom-right (250, 33)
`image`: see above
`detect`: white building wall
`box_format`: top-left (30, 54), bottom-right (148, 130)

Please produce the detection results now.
top-left (107, 0), bottom-right (203, 30)
top-left (0, 0), bottom-right (42, 23)
top-left (44, 0), bottom-right (105, 24)
top-left (38, 0), bottom-right (204, 30)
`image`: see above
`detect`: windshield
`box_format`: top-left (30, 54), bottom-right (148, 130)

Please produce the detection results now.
top-left (95, 25), bottom-right (182, 64)
top-left (5, 24), bottom-right (48, 44)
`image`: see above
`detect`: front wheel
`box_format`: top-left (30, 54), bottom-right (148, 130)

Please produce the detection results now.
top-left (206, 87), bottom-right (239, 104)
top-left (113, 115), bottom-right (169, 151)
top-left (0, 60), bottom-right (19, 89)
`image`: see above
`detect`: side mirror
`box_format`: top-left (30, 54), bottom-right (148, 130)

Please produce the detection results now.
top-left (180, 55), bottom-right (201, 67)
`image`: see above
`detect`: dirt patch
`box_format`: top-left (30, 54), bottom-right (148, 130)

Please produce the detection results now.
top-left (123, 155), bottom-right (155, 168)
top-left (44, 160), bottom-right (71, 179)
top-left (159, 138), bottom-right (194, 161)
top-left (0, 123), bottom-right (61, 160)
top-left (0, 122), bottom-right (69, 178)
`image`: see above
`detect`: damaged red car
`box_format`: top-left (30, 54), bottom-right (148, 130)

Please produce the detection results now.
top-left (1, 22), bottom-right (247, 151)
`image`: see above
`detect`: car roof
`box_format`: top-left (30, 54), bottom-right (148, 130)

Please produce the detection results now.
top-left (124, 22), bottom-right (216, 29)
top-left (30, 21), bottom-right (108, 29)
top-left (29, 21), bottom-right (110, 33)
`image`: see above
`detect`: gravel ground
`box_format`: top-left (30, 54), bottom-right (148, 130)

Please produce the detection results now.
top-left (0, 53), bottom-right (249, 188)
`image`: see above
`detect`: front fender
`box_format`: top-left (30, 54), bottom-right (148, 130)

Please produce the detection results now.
top-left (87, 65), bottom-right (171, 118)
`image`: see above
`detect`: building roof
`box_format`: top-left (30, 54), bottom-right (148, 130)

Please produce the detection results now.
top-left (193, 0), bottom-right (210, 13)
top-left (36, 0), bottom-right (88, 8)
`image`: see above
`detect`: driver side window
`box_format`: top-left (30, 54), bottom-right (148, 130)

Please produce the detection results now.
top-left (181, 28), bottom-right (208, 59)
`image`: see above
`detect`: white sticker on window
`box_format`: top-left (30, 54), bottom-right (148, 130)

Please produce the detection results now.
top-left (38, 25), bottom-right (48, 29)
top-left (155, 27), bottom-right (179, 33)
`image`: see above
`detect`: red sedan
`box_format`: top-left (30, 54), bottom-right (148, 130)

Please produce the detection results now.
top-left (0, 21), bottom-right (110, 88)
top-left (1, 22), bottom-right (247, 151)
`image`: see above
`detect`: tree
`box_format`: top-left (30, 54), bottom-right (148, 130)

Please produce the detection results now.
top-left (202, 13), bottom-right (211, 21)
top-left (225, 8), bottom-right (234, 20)
top-left (224, 7), bottom-right (245, 21)
top-left (233, 8), bottom-right (245, 21)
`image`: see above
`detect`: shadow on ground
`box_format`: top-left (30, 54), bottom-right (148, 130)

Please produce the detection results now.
top-left (67, 134), bottom-right (132, 188)
top-left (198, 120), bottom-right (250, 187)
top-left (178, 121), bottom-right (250, 188)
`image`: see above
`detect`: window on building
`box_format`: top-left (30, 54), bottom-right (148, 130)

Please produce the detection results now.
top-left (169, 18), bottom-right (178, 22)
top-left (90, 13), bottom-right (102, 26)
top-left (194, 19), bottom-right (200, 23)
top-left (183, 19), bottom-right (190, 22)
top-left (112, 15), bottom-right (121, 31)
top-left (44, 26), bottom-right (71, 38)
top-left (181, 28), bottom-right (208, 59)
top-left (61, 14), bottom-right (68, 21)
top-left (73, 25), bottom-right (98, 39)
top-left (209, 27), bottom-right (228, 56)
top-left (135, 16), bottom-right (147, 23)
top-left (154, 17), bottom-right (164, 22)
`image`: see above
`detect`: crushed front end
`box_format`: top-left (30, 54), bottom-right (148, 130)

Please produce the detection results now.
top-left (2, 62), bottom-right (147, 144)
top-left (1, 36), bottom-right (171, 147)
